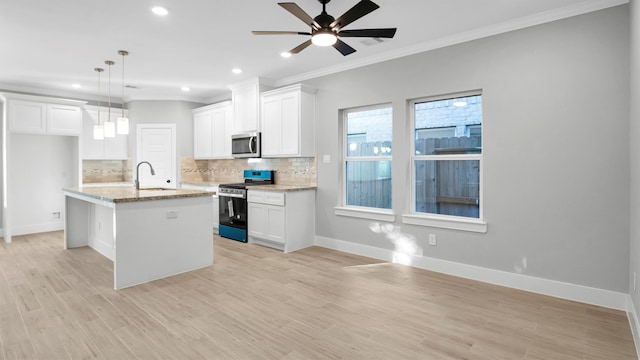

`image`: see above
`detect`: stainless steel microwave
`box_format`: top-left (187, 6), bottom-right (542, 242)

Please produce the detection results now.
top-left (231, 132), bottom-right (261, 158)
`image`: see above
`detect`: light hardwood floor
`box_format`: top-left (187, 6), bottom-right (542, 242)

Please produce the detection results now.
top-left (0, 231), bottom-right (636, 359)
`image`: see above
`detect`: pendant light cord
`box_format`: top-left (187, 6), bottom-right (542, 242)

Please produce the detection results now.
top-left (119, 50), bottom-right (128, 117)
top-left (95, 68), bottom-right (103, 125)
top-left (105, 60), bottom-right (114, 121)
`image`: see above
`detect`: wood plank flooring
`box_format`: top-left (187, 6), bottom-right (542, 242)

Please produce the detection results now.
top-left (0, 231), bottom-right (636, 359)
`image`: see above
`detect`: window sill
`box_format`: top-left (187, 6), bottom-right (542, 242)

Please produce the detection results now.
top-left (334, 206), bottom-right (396, 222)
top-left (401, 213), bottom-right (487, 233)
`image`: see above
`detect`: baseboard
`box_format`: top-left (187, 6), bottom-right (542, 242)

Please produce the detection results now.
top-left (627, 296), bottom-right (640, 359)
top-left (315, 235), bottom-right (628, 310)
top-left (11, 222), bottom-right (64, 236)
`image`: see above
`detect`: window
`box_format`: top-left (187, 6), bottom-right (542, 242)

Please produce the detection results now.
top-left (406, 92), bottom-right (485, 231)
top-left (341, 105), bottom-right (393, 215)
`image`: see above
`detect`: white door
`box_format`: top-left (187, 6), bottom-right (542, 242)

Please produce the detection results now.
top-left (136, 124), bottom-right (177, 188)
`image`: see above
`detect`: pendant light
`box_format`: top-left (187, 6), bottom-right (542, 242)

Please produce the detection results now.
top-left (117, 50), bottom-right (129, 135)
top-left (104, 60), bottom-right (116, 138)
top-left (93, 67), bottom-right (105, 140)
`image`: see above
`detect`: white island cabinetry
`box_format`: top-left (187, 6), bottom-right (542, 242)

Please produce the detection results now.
top-left (247, 188), bottom-right (315, 252)
top-left (181, 183), bottom-right (219, 233)
top-left (63, 187), bottom-right (214, 290)
top-left (260, 84), bottom-right (315, 158)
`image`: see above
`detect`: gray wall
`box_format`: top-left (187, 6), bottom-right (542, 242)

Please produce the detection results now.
top-left (307, 5), bottom-right (630, 292)
top-left (126, 100), bottom-right (204, 159)
top-left (630, 0), bottom-right (640, 313)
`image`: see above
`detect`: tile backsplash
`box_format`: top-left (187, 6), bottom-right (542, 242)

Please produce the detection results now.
top-left (84, 157), bottom-right (316, 186)
top-left (181, 157), bottom-right (317, 186)
top-left (83, 160), bottom-right (132, 183)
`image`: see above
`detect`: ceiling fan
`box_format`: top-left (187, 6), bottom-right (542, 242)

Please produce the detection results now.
top-left (252, 0), bottom-right (397, 56)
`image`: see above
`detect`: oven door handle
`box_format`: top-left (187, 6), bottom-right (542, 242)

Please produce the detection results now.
top-left (219, 193), bottom-right (245, 198)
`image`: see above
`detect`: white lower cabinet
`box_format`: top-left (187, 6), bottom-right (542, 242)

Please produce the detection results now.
top-left (247, 189), bottom-right (315, 252)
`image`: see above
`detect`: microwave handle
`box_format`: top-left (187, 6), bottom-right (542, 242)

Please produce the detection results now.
top-left (249, 136), bottom-right (255, 153)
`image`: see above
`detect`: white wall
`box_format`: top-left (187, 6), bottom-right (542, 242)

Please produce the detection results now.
top-left (307, 5), bottom-right (630, 292)
top-left (126, 100), bottom-right (204, 159)
top-left (629, 0), bottom-right (640, 316)
top-left (10, 134), bottom-right (77, 235)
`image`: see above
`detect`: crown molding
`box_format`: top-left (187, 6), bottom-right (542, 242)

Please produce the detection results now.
top-left (274, 0), bottom-right (629, 87)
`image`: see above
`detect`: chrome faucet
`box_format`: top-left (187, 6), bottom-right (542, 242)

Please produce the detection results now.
top-left (134, 161), bottom-right (156, 190)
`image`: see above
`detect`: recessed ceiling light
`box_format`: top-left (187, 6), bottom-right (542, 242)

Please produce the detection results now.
top-left (453, 101), bottom-right (468, 107)
top-left (71, 83), bottom-right (81, 89)
top-left (181, 86), bottom-right (190, 92)
top-left (152, 6), bottom-right (168, 16)
top-left (280, 52), bottom-right (292, 58)
top-left (232, 68), bottom-right (242, 74)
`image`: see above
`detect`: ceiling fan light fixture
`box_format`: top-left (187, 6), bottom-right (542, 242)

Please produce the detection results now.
top-left (312, 30), bottom-right (337, 46)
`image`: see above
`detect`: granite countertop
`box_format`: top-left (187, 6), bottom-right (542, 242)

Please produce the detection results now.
top-left (63, 186), bottom-right (213, 203)
top-left (181, 182), bottom-right (219, 187)
top-left (249, 184), bottom-right (317, 192)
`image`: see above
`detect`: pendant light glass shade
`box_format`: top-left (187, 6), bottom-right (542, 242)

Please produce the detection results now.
top-left (93, 67), bottom-right (105, 140)
top-left (93, 125), bottom-right (105, 140)
top-left (117, 50), bottom-right (130, 135)
top-left (117, 116), bottom-right (129, 135)
top-left (104, 121), bottom-right (116, 137)
top-left (104, 60), bottom-right (115, 138)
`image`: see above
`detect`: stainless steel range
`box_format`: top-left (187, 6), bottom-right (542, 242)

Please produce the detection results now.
top-left (218, 170), bottom-right (274, 242)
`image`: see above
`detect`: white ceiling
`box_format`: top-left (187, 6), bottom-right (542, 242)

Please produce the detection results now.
top-left (0, 0), bottom-right (627, 104)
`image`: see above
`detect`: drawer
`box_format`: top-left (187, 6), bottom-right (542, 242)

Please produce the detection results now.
top-left (248, 190), bottom-right (285, 206)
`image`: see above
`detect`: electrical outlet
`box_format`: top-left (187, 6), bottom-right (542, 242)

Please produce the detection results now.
top-left (323, 155), bottom-right (331, 164)
top-left (52, 211), bottom-right (61, 219)
top-left (167, 210), bottom-right (178, 219)
top-left (428, 234), bottom-right (437, 246)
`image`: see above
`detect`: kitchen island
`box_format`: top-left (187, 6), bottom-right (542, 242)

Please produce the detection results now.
top-left (63, 186), bottom-right (214, 290)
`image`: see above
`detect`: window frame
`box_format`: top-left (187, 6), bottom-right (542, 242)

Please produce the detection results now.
top-left (335, 103), bottom-right (395, 222)
top-left (403, 90), bottom-right (487, 233)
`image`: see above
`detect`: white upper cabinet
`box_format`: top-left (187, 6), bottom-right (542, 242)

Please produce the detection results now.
top-left (228, 78), bottom-right (272, 134)
top-left (192, 101), bottom-right (233, 159)
top-left (5, 96), bottom-right (83, 135)
top-left (260, 84), bottom-right (316, 158)
top-left (81, 106), bottom-right (128, 160)
top-left (8, 100), bottom-right (47, 134)
top-left (47, 104), bottom-right (83, 135)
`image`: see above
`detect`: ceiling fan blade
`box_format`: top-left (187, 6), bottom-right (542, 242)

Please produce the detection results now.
top-left (252, 31), bottom-right (312, 36)
top-left (338, 28), bottom-right (396, 38)
top-left (330, 0), bottom-right (380, 31)
top-left (289, 39), bottom-right (313, 54)
top-left (278, 2), bottom-right (320, 29)
top-left (333, 39), bottom-right (357, 56)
